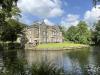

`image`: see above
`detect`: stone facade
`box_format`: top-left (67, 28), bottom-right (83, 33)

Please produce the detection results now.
top-left (24, 21), bottom-right (63, 46)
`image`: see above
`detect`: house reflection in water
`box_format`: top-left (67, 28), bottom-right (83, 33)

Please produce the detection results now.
top-left (25, 50), bottom-right (64, 67)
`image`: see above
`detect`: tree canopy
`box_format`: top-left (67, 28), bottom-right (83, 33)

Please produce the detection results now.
top-left (1, 19), bottom-right (25, 42)
top-left (0, 0), bottom-right (23, 43)
top-left (65, 21), bottom-right (91, 44)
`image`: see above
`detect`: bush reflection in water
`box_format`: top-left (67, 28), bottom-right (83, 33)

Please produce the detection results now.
top-left (0, 50), bottom-right (27, 75)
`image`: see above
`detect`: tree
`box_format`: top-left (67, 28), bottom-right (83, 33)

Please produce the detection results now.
top-left (0, 0), bottom-right (19, 26)
top-left (66, 26), bottom-right (78, 42)
top-left (0, 0), bottom-right (22, 43)
top-left (1, 19), bottom-right (25, 43)
top-left (93, 0), bottom-right (100, 7)
top-left (77, 21), bottom-right (91, 44)
top-left (66, 21), bottom-right (91, 44)
top-left (0, 0), bottom-right (18, 13)
top-left (92, 20), bottom-right (100, 45)
top-left (1, 26), bottom-right (17, 42)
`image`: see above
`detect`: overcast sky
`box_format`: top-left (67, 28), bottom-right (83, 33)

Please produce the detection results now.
top-left (17, 0), bottom-right (100, 27)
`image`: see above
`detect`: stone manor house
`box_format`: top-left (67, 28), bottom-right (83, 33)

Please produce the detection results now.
top-left (23, 21), bottom-right (63, 46)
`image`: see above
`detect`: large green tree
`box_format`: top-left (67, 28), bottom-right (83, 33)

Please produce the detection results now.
top-left (66, 26), bottom-right (78, 42)
top-left (0, 0), bottom-right (19, 26)
top-left (1, 19), bottom-right (24, 42)
top-left (0, 0), bottom-right (24, 43)
top-left (77, 21), bottom-right (91, 44)
top-left (66, 21), bottom-right (91, 44)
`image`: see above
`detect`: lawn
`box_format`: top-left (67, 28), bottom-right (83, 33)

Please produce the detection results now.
top-left (36, 42), bottom-right (86, 49)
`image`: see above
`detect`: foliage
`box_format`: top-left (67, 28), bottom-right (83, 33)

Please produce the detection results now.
top-left (58, 25), bottom-right (67, 41)
top-left (30, 62), bottom-right (64, 75)
top-left (7, 19), bottom-right (24, 34)
top-left (0, 49), bottom-right (27, 75)
top-left (77, 21), bottom-right (91, 44)
top-left (0, 0), bottom-right (19, 27)
top-left (66, 21), bottom-right (91, 44)
top-left (92, 20), bottom-right (100, 45)
top-left (0, 61), bottom-right (66, 75)
top-left (0, 0), bottom-right (18, 16)
top-left (1, 19), bottom-right (24, 42)
top-left (0, 0), bottom-right (21, 43)
top-left (66, 26), bottom-right (78, 42)
top-left (1, 26), bottom-right (17, 42)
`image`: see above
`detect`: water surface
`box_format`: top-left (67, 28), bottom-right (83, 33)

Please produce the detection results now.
top-left (0, 47), bottom-right (100, 75)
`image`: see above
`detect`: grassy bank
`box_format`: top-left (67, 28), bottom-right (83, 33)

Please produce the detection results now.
top-left (36, 42), bottom-right (89, 50)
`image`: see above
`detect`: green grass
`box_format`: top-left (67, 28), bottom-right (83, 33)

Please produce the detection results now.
top-left (36, 42), bottom-right (85, 49)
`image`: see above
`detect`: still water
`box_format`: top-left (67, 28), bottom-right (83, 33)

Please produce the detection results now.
top-left (0, 47), bottom-right (100, 75)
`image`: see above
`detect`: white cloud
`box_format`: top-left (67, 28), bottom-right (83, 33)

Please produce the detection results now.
top-left (44, 19), bottom-right (54, 25)
top-left (84, 5), bottom-right (100, 25)
top-left (18, 0), bottom-right (64, 18)
top-left (61, 14), bottom-right (80, 27)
